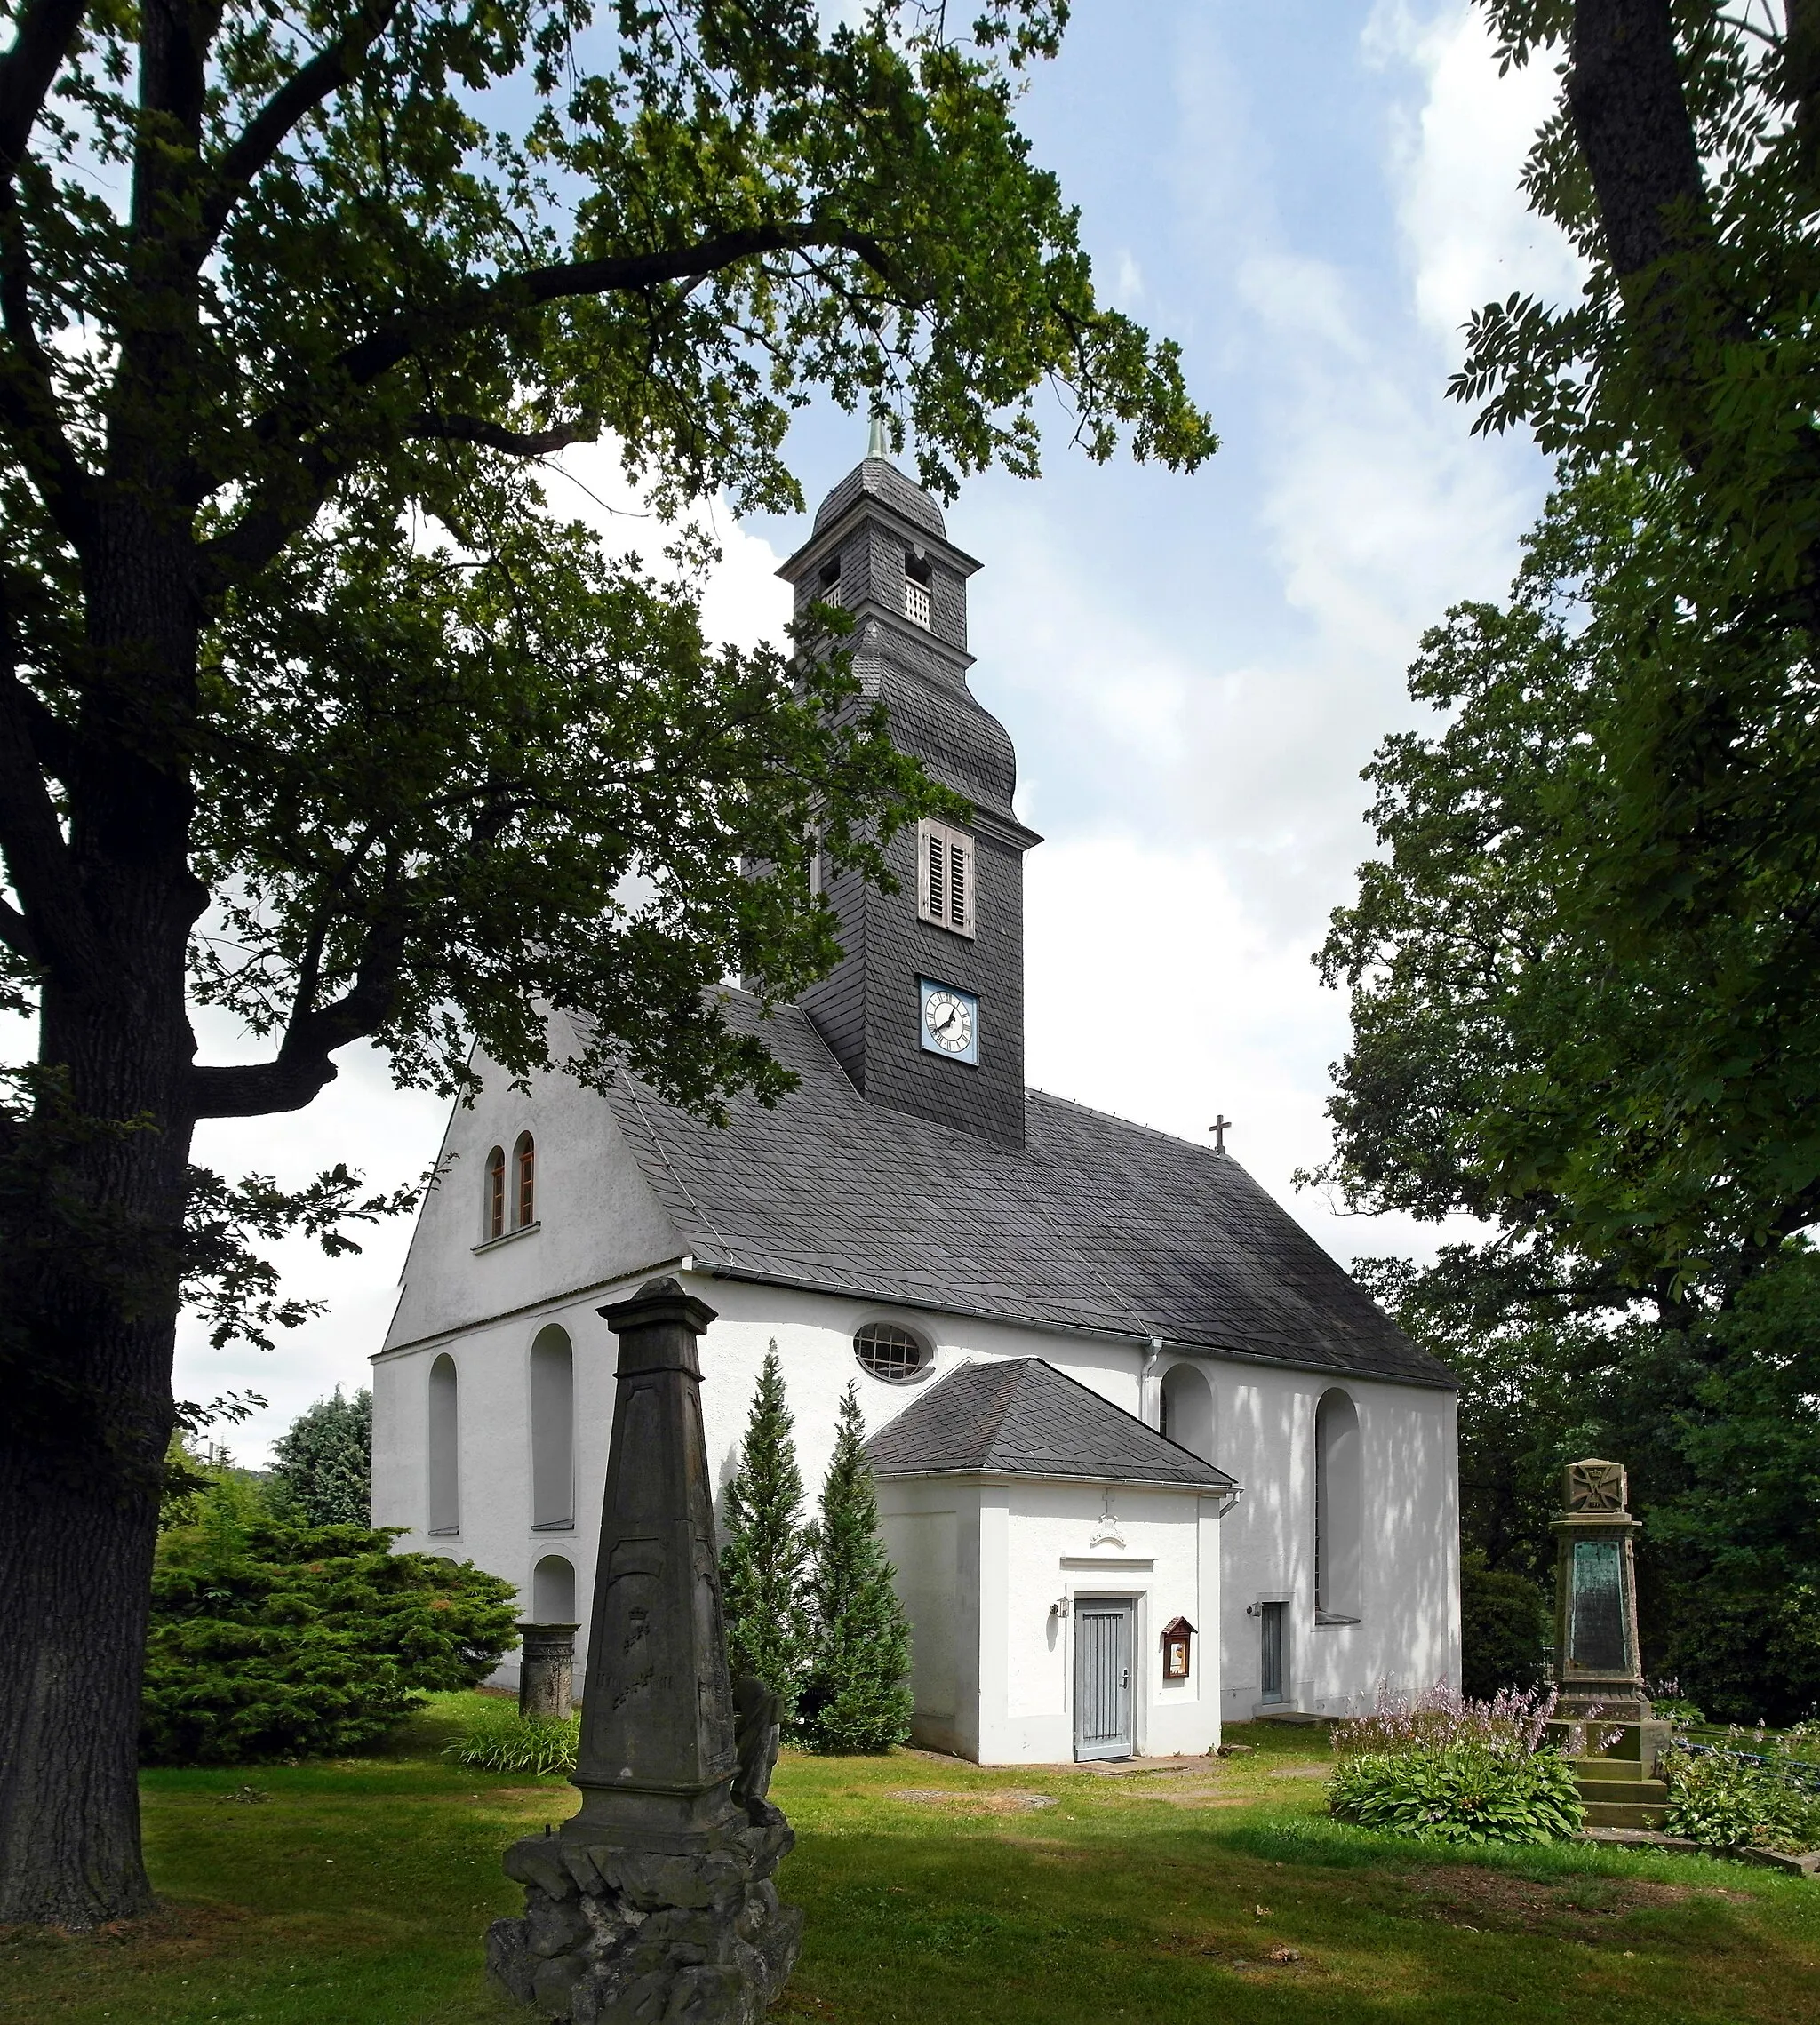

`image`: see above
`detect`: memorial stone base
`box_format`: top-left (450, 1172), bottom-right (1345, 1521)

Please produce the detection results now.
top-left (487, 1802), bottom-right (802, 2023)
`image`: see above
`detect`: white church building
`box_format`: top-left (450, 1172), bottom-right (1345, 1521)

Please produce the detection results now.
top-left (371, 445), bottom-right (1461, 1765)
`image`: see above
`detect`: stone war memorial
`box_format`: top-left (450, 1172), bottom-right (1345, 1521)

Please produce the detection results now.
top-left (1550, 1458), bottom-right (1671, 1773)
top-left (487, 1278), bottom-right (802, 2023)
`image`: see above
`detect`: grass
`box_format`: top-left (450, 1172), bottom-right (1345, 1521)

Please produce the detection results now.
top-left (4, 1702), bottom-right (1818, 2023)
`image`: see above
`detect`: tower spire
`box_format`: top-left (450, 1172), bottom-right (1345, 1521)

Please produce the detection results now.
top-left (866, 413), bottom-right (889, 460)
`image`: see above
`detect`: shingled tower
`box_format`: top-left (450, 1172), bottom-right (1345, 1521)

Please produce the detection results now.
top-left (778, 432), bottom-right (1040, 1150)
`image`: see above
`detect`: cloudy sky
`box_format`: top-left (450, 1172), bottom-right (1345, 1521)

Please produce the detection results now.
top-left (180, 0), bottom-right (1578, 1463)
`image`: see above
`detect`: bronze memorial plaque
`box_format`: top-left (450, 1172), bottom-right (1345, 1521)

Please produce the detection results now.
top-left (1568, 1538), bottom-right (1627, 1672)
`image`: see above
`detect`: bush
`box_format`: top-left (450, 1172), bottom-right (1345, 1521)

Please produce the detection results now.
top-left (1329, 1741), bottom-right (1585, 1846)
top-left (269, 1387), bottom-right (372, 1527)
top-left (1662, 1746), bottom-right (1820, 1853)
top-left (142, 1489), bottom-right (519, 1764)
top-left (1460, 1554), bottom-right (1548, 1701)
top-left (445, 1702), bottom-right (579, 1776)
top-left (1658, 1583), bottom-right (1820, 1728)
top-left (1329, 1679), bottom-right (1581, 1846)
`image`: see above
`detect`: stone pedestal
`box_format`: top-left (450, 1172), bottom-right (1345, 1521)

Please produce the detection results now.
top-left (487, 1279), bottom-right (802, 2024)
top-left (517, 1623), bottom-right (579, 1721)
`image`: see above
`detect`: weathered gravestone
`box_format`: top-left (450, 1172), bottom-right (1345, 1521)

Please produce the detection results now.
top-left (517, 1622), bottom-right (580, 1720)
top-left (1550, 1458), bottom-right (1671, 1769)
top-left (487, 1279), bottom-right (802, 2023)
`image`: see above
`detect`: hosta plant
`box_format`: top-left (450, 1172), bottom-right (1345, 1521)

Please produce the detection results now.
top-left (1329, 1679), bottom-right (1582, 1846)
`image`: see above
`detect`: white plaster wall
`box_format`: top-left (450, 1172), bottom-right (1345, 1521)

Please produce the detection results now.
top-left (380, 1016), bottom-right (682, 1358)
top-left (372, 1231), bottom-right (1457, 1721)
top-left (1185, 1356), bottom-right (1460, 1719)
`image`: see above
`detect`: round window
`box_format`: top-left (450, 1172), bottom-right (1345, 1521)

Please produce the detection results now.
top-left (853, 1321), bottom-right (929, 1383)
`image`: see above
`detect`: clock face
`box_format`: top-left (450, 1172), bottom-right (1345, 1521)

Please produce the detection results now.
top-left (919, 978), bottom-right (979, 1064)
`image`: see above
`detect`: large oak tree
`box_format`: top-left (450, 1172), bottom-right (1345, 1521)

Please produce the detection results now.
top-left (1313, 2), bottom-right (1820, 1710)
top-left (0, 0), bottom-right (1211, 1925)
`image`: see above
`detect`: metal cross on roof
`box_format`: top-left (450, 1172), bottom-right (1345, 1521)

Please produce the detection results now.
top-left (1210, 1114), bottom-right (1233, 1154)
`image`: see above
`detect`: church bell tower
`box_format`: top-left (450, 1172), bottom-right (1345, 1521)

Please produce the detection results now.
top-left (778, 432), bottom-right (1040, 1151)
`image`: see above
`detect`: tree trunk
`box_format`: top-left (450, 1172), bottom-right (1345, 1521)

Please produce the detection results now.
top-left (0, 503), bottom-right (203, 1925)
top-left (0, 1001), bottom-right (195, 1923)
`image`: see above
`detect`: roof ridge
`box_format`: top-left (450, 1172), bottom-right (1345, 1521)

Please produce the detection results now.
top-left (1025, 1084), bottom-right (1245, 1168)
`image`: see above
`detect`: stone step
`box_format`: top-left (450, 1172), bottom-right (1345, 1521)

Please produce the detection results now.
top-left (1574, 1756), bottom-right (1662, 1782)
top-left (1581, 1798), bottom-right (1669, 1830)
top-left (1574, 1779), bottom-right (1667, 1806)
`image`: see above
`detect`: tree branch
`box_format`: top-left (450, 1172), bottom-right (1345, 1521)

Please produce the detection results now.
top-left (1567, 0), bottom-right (1709, 282)
top-left (331, 223), bottom-right (896, 395)
top-left (203, 221), bottom-right (890, 579)
top-left (196, 0), bottom-right (402, 259)
top-left (0, 892), bottom-right (44, 964)
top-left (189, 910), bottom-right (409, 1117)
top-left (0, 664), bottom-right (106, 993)
top-left (0, 0), bottom-right (89, 196)
top-left (405, 412), bottom-right (599, 457)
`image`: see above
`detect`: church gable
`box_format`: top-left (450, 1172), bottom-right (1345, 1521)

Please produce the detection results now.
top-left (381, 1016), bottom-right (683, 1353)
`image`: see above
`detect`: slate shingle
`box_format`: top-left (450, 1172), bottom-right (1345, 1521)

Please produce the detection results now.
top-left (600, 994), bottom-right (1457, 1393)
top-left (865, 1357), bottom-right (1240, 1487)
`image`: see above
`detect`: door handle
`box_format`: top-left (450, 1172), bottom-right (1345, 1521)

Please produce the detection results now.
top-left (1122, 1669), bottom-right (1129, 1687)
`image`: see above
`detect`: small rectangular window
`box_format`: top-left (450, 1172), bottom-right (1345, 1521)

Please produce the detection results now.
top-left (917, 819), bottom-right (975, 937)
top-left (903, 578), bottom-right (931, 629)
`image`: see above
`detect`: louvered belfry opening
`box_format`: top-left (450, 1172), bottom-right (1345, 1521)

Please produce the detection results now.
top-left (918, 818), bottom-right (975, 938)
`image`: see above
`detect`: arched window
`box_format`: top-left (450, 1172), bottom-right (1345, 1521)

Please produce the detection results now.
top-left (853, 1320), bottom-right (930, 1383)
top-left (484, 1145), bottom-right (506, 1240)
top-left (1159, 1361), bottom-right (1215, 1463)
top-left (529, 1324), bottom-right (575, 1530)
top-left (427, 1353), bottom-right (460, 1535)
top-left (1314, 1388), bottom-right (1362, 1621)
top-left (532, 1553), bottom-right (577, 1623)
top-left (515, 1131), bottom-right (536, 1228)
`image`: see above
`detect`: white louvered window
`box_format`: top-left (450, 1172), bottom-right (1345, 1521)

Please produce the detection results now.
top-left (903, 577), bottom-right (931, 629)
top-left (917, 818), bottom-right (976, 938)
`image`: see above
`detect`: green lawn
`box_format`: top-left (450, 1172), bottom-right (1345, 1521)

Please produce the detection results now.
top-left (5, 1700), bottom-right (1817, 2023)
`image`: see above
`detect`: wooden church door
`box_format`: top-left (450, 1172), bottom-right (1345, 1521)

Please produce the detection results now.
top-left (1074, 1598), bottom-right (1135, 1760)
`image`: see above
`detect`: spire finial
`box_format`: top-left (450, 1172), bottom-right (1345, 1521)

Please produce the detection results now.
top-left (866, 414), bottom-right (889, 460)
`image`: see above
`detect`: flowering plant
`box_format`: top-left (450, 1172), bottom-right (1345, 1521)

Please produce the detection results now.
top-left (1327, 1680), bottom-right (1584, 1846)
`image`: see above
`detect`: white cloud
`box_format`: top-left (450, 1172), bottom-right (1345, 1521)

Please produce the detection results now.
top-left (1368, 0), bottom-right (1583, 340)
top-left (1025, 837), bottom-right (1475, 1268)
top-left (536, 441), bottom-right (792, 653)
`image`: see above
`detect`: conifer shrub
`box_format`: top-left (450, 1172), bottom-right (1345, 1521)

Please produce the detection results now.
top-left (268, 1386), bottom-right (373, 1527)
top-left (719, 1342), bottom-right (809, 1723)
top-left (142, 1479), bottom-right (518, 1765)
top-left (1328, 1681), bottom-right (1583, 1846)
top-left (798, 1383), bottom-right (914, 1754)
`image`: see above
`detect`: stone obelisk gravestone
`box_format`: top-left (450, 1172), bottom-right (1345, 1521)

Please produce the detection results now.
top-left (488, 1279), bottom-right (802, 2022)
top-left (1550, 1459), bottom-right (1671, 1770)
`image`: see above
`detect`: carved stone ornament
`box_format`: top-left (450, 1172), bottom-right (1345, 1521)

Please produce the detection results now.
top-left (1088, 1487), bottom-right (1126, 1551)
top-left (1563, 1459), bottom-right (1628, 1514)
top-left (486, 1279), bottom-right (802, 2024)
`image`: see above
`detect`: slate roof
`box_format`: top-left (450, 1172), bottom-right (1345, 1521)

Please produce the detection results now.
top-left (811, 455), bottom-right (946, 540)
top-left (599, 994), bottom-right (1457, 1391)
top-left (866, 1357), bottom-right (1240, 1488)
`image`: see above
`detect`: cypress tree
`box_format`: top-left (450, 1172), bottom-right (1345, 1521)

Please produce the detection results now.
top-left (268, 1388), bottom-right (372, 1527)
top-left (800, 1382), bottom-right (914, 1754)
top-left (718, 1343), bottom-right (809, 1722)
